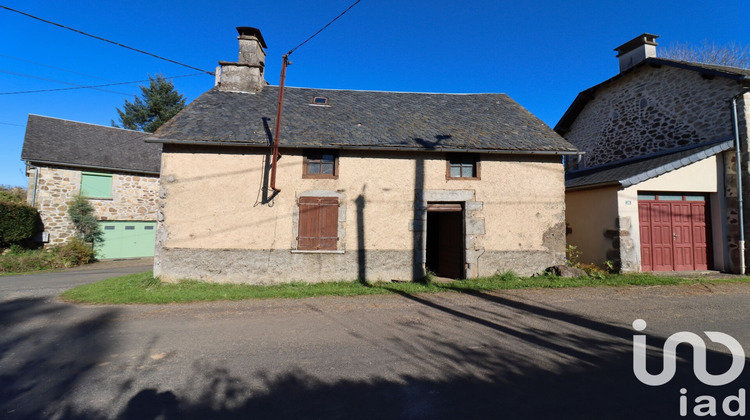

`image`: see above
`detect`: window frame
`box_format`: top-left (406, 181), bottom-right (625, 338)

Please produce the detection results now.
top-left (80, 171), bottom-right (113, 199)
top-left (303, 149), bottom-right (339, 179)
top-left (296, 196), bottom-right (340, 251)
top-left (446, 154), bottom-right (480, 180)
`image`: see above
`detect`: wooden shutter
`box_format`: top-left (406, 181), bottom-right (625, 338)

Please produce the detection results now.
top-left (298, 197), bottom-right (339, 250)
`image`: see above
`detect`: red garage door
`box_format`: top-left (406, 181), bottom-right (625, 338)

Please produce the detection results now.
top-left (638, 193), bottom-right (709, 272)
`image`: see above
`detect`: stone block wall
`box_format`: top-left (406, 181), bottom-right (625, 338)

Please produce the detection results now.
top-left (26, 165), bottom-right (159, 246)
top-left (565, 65), bottom-right (741, 169)
top-left (564, 65), bottom-right (750, 273)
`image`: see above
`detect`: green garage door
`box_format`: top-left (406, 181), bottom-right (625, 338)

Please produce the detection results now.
top-left (97, 221), bottom-right (157, 259)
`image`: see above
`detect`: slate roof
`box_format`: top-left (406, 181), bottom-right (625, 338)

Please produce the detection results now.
top-left (556, 58), bottom-right (750, 134)
top-left (22, 115), bottom-right (160, 174)
top-left (149, 86), bottom-right (579, 154)
top-left (565, 139), bottom-right (733, 190)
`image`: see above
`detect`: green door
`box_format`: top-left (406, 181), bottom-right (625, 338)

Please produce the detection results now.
top-left (97, 221), bottom-right (157, 259)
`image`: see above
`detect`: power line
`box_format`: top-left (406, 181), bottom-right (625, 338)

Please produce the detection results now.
top-left (0, 68), bottom-right (132, 95)
top-left (0, 73), bottom-right (204, 95)
top-left (0, 5), bottom-right (214, 75)
top-left (287, 0), bottom-right (362, 56)
top-left (0, 53), bottom-right (116, 82)
top-left (0, 121), bottom-right (25, 127)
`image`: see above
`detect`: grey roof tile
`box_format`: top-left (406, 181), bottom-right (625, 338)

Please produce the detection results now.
top-left (22, 115), bottom-right (161, 174)
top-left (565, 140), bottom-right (733, 189)
top-left (150, 86), bottom-right (578, 154)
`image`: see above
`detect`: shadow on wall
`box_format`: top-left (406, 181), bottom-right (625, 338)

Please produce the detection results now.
top-left (409, 135), bottom-right (450, 281)
top-left (356, 188), bottom-right (366, 283)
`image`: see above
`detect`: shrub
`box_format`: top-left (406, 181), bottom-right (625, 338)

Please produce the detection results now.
top-left (565, 244), bottom-right (582, 267)
top-left (0, 238), bottom-right (95, 273)
top-left (57, 238), bottom-right (96, 267)
top-left (0, 201), bottom-right (39, 247)
top-left (67, 195), bottom-right (103, 244)
top-left (565, 244), bottom-right (616, 278)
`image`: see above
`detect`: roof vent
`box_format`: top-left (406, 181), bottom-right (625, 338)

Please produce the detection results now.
top-left (310, 96), bottom-right (330, 106)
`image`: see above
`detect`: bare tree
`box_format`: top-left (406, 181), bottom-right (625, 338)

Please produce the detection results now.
top-left (660, 40), bottom-right (750, 69)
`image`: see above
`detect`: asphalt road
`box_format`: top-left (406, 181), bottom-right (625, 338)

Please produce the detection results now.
top-left (1, 264), bottom-right (749, 419)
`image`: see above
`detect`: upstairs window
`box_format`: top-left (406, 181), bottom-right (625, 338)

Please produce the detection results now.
top-left (303, 150), bottom-right (338, 179)
top-left (81, 172), bottom-right (113, 198)
top-left (447, 154), bottom-right (480, 179)
top-left (298, 196), bottom-right (339, 250)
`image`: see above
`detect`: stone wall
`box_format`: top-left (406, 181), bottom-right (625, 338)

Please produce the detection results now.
top-left (26, 165), bottom-right (159, 246)
top-left (155, 148), bottom-right (566, 283)
top-left (565, 65), bottom-right (741, 169)
top-left (564, 66), bottom-right (749, 273)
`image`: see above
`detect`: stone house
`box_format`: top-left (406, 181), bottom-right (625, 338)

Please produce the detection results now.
top-left (556, 34), bottom-right (750, 273)
top-left (21, 115), bottom-right (161, 258)
top-left (147, 27), bottom-right (579, 284)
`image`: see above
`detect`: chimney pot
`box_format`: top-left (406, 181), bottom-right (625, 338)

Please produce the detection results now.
top-left (614, 33), bottom-right (658, 73)
top-left (216, 26), bottom-right (268, 92)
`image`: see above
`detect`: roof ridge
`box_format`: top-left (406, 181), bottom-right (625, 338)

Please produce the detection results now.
top-left (650, 57), bottom-right (750, 76)
top-left (28, 114), bottom-right (147, 135)
top-left (260, 85), bottom-right (511, 96)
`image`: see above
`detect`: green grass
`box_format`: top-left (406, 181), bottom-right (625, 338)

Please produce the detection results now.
top-left (59, 271), bottom-right (750, 305)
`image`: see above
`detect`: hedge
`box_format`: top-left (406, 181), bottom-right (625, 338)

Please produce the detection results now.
top-left (0, 201), bottom-right (39, 246)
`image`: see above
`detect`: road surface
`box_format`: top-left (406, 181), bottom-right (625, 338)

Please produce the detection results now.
top-left (1, 263), bottom-right (748, 419)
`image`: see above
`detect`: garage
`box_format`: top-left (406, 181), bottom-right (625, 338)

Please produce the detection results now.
top-left (638, 193), bottom-right (709, 271)
top-left (96, 221), bottom-right (157, 259)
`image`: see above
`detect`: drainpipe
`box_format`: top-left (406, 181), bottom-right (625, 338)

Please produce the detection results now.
top-left (731, 95), bottom-right (746, 274)
top-left (31, 164), bottom-right (39, 207)
top-left (270, 54), bottom-right (290, 193)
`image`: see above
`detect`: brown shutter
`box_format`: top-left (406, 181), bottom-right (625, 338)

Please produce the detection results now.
top-left (298, 198), bottom-right (319, 250)
top-left (317, 197), bottom-right (339, 250)
top-left (298, 197), bottom-right (339, 250)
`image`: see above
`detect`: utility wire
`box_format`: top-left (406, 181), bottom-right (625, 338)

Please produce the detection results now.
top-left (0, 68), bottom-right (132, 95)
top-left (0, 73), bottom-right (204, 95)
top-left (0, 5), bottom-right (214, 75)
top-left (287, 0), bottom-right (362, 56)
top-left (0, 53), bottom-right (116, 82)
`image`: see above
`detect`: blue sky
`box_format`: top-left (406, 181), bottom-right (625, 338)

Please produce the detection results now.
top-left (0, 0), bottom-right (746, 187)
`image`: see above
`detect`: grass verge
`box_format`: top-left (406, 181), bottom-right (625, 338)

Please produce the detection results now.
top-left (60, 271), bottom-right (750, 305)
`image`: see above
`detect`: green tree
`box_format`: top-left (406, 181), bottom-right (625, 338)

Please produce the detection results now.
top-left (67, 195), bottom-right (103, 244)
top-left (0, 185), bottom-right (26, 203)
top-left (112, 74), bottom-right (186, 133)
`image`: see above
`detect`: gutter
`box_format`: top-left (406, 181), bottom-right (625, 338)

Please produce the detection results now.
top-left (29, 163), bottom-right (39, 207)
top-left (565, 181), bottom-right (621, 192)
top-left (146, 139), bottom-right (582, 156)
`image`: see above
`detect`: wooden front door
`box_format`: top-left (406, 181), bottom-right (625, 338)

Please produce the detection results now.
top-left (638, 194), bottom-right (710, 272)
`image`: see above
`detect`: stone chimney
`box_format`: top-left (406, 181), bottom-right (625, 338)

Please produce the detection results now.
top-left (614, 33), bottom-right (658, 73)
top-left (216, 27), bottom-right (267, 92)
